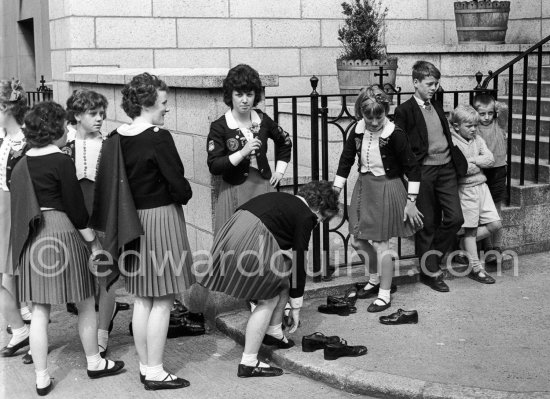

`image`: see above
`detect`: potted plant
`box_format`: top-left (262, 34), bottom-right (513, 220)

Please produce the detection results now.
top-left (336, 0), bottom-right (397, 95)
top-left (454, 1), bottom-right (510, 44)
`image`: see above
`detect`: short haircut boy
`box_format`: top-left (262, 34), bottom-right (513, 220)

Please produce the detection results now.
top-left (412, 61), bottom-right (441, 81)
top-left (449, 105), bottom-right (481, 126)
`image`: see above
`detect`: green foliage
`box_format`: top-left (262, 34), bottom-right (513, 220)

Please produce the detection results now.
top-left (338, 0), bottom-right (388, 61)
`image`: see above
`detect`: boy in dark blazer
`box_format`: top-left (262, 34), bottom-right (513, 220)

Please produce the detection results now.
top-left (394, 61), bottom-right (464, 292)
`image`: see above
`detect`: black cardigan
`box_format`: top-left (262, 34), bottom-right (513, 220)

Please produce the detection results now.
top-left (336, 123), bottom-right (421, 183)
top-left (207, 110), bottom-right (292, 185)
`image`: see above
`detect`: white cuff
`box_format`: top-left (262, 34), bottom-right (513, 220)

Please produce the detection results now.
top-left (333, 175), bottom-right (347, 189)
top-left (275, 161), bottom-right (288, 175)
top-left (79, 228), bottom-right (96, 242)
top-left (289, 296), bottom-right (303, 309)
top-left (229, 151), bottom-right (245, 166)
top-left (408, 181), bottom-right (420, 195)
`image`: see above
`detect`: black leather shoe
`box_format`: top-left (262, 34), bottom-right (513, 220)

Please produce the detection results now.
top-left (468, 270), bottom-right (495, 284)
top-left (453, 253), bottom-right (470, 265)
top-left (262, 334), bottom-right (295, 349)
top-left (356, 283), bottom-right (397, 299)
top-left (167, 316), bottom-right (206, 338)
top-left (0, 336), bottom-right (29, 357)
top-left (419, 274), bottom-right (449, 292)
top-left (323, 339), bottom-right (368, 360)
top-left (87, 360), bottom-right (125, 379)
top-left (66, 302), bottom-right (78, 315)
top-left (318, 301), bottom-right (356, 316)
top-left (140, 373), bottom-right (145, 384)
top-left (237, 362), bottom-right (284, 378)
top-left (144, 374), bottom-right (190, 390)
top-left (379, 309), bottom-right (418, 325)
top-left (327, 287), bottom-right (358, 307)
top-left (302, 332), bottom-right (340, 352)
top-left (36, 380), bottom-right (53, 396)
top-left (367, 298), bottom-right (391, 313)
top-left (108, 301), bottom-right (130, 334)
top-left (22, 351), bottom-right (33, 364)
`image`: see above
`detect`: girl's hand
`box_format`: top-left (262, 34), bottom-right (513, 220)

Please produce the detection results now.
top-left (288, 308), bottom-right (301, 333)
top-left (404, 201), bottom-right (424, 229)
top-left (240, 138), bottom-right (261, 157)
top-left (270, 172), bottom-right (284, 186)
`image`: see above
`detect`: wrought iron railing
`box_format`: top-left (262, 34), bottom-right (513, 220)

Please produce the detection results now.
top-left (26, 75), bottom-right (53, 107)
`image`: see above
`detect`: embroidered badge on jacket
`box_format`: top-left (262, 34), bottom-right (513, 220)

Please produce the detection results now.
top-left (208, 140), bottom-right (215, 152)
top-left (226, 138), bottom-right (239, 151)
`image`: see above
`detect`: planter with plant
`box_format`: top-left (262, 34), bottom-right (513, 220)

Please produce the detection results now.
top-left (336, 0), bottom-right (397, 95)
top-left (454, 1), bottom-right (510, 44)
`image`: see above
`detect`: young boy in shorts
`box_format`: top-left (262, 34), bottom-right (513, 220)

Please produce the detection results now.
top-left (473, 94), bottom-right (508, 263)
top-left (450, 105), bottom-right (502, 284)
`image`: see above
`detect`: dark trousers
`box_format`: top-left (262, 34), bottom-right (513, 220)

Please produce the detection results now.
top-left (415, 162), bottom-right (464, 274)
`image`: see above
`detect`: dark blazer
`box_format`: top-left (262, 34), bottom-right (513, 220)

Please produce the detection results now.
top-left (336, 122), bottom-right (421, 183)
top-left (394, 96), bottom-right (466, 176)
top-left (3, 142), bottom-right (27, 189)
top-left (207, 110), bottom-right (292, 186)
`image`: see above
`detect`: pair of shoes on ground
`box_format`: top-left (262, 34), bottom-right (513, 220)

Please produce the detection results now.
top-left (318, 287), bottom-right (358, 316)
top-left (302, 332), bottom-right (367, 361)
top-left (237, 361), bottom-right (284, 378)
top-left (379, 309), bottom-right (419, 325)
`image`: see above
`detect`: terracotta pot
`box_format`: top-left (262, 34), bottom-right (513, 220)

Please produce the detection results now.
top-left (336, 58), bottom-right (398, 96)
top-left (454, 1), bottom-right (510, 44)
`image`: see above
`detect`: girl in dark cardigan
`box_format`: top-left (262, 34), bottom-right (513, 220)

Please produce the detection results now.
top-left (11, 101), bottom-right (124, 396)
top-left (334, 85), bottom-right (424, 313)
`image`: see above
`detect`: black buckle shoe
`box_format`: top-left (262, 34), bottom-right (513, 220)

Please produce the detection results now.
top-left (318, 301), bottom-right (356, 316)
top-left (262, 334), bottom-right (295, 349)
top-left (302, 332), bottom-right (340, 352)
top-left (87, 360), bottom-right (125, 379)
top-left (379, 309), bottom-right (418, 325)
top-left (144, 374), bottom-right (190, 390)
top-left (323, 339), bottom-right (368, 360)
top-left (327, 287), bottom-right (358, 307)
top-left (367, 298), bottom-right (391, 313)
top-left (237, 362), bottom-right (284, 378)
top-left (419, 274), bottom-right (450, 292)
top-left (468, 270), bottom-right (495, 284)
top-left (356, 283), bottom-right (397, 299)
top-left (36, 380), bottom-right (54, 396)
top-left (0, 336), bottom-right (29, 357)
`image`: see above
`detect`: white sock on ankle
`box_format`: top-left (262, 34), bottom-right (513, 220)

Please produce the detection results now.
top-left (97, 329), bottom-right (109, 351)
top-left (8, 324), bottom-right (29, 347)
top-left (86, 352), bottom-right (112, 371)
top-left (139, 362), bottom-right (147, 376)
top-left (374, 288), bottom-right (391, 305)
top-left (240, 353), bottom-right (269, 368)
top-left (265, 323), bottom-right (286, 341)
top-left (20, 306), bottom-right (32, 321)
top-left (35, 368), bottom-right (51, 389)
top-left (368, 274), bottom-right (380, 286)
top-left (146, 363), bottom-right (176, 381)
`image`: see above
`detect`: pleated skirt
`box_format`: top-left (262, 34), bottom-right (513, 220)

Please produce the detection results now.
top-left (214, 168), bottom-right (274, 235)
top-left (18, 210), bottom-right (95, 304)
top-left (199, 210), bottom-right (291, 300)
top-left (123, 204), bottom-right (195, 297)
top-left (0, 190), bottom-right (14, 275)
top-left (349, 173), bottom-right (416, 241)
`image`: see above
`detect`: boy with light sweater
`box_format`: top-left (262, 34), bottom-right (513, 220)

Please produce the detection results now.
top-left (450, 105), bottom-right (502, 284)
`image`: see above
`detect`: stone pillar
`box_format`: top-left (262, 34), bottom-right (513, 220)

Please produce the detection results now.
top-left (64, 68), bottom-right (279, 318)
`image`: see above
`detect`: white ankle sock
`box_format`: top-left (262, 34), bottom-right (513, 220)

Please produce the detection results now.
top-left (240, 353), bottom-right (268, 368)
top-left (368, 274), bottom-right (380, 286)
top-left (86, 352), bottom-right (113, 371)
top-left (8, 324), bottom-right (29, 347)
top-left (146, 364), bottom-right (176, 381)
top-left (20, 306), bottom-right (32, 321)
top-left (265, 323), bottom-right (286, 342)
top-left (97, 329), bottom-right (109, 351)
top-left (139, 362), bottom-right (147, 376)
top-left (374, 288), bottom-right (391, 306)
top-left (35, 368), bottom-right (51, 389)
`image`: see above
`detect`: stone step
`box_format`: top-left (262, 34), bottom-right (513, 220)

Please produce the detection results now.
top-left (507, 95), bottom-right (550, 116)
top-left (512, 81), bottom-right (550, 97)
top-left (527, 65), bottom-right (550, 81)
top-left (510, 155), bottom-right (550, 183)
top-left (511, 114), bottom-right (550, 135)
top-left (511, 132), bottom-right (550, 160)
top-left (509, 177), bottom-right (550, 206)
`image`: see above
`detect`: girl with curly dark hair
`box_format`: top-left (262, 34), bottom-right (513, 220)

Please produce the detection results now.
top-left (207, 64), bottom-right (292, 234)
top-left (90, 73), bottom-right (193, 391)
top-left (0, 79), bottom-right (32, 362)
top-left (199, 180), bottom-right (338, 378)
top-left (334, 85), bottom-right (423, 313)
top-left (10, 101), bottom-right (125, 395)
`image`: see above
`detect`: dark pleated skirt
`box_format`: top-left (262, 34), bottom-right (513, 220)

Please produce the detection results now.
top-left (18, 210), bottom-right (95, 304)
top-left (214, 168), bottom-right (274, 235)
top-left (0, 190), bottom-right (14, 275)
top-left (199, 210), bottom-right (291, 300)
top-left (349, 173), bottom-right (417, 241)
top-left (79, 178), bottom-right (95, 215)
top-left (124, 204), bottom-right (195, 297)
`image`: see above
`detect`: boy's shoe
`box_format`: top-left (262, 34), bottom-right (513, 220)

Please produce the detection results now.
top-left (323, 339), bottom-right (367, 360)
top-left (468, 269), bottom-right (495, 284)
top-left (302, 332), bottom-right (340, 352)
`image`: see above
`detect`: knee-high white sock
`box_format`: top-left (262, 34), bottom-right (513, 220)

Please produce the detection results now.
top-left (86, 352), bottom-right (113, 371)
top-left (20, 306), bottom-right (32, 321)
top-left (97, 329), bottom-right (109, 351)
top-left (265, 323), bottom-right (286, 342)
top-left (8, 324), bottom-right (29, 347)
top-left (240, 353), bottom-right (268, 368)
top-left (35, 368), bottom-right (51, 389)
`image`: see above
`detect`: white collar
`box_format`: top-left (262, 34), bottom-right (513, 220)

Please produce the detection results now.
top-left (1, 128), bottom-right (24, 141)
top-left (225, 109), bottom-right (261, 130)
top-left (356, 118), bottom-right (395, 139)
top-left (117, 123), bottom-right (156, 136)
top-left (26, 144), bottom-right (62, 157)
top-left (414, 95), bottom-right (430, 107)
